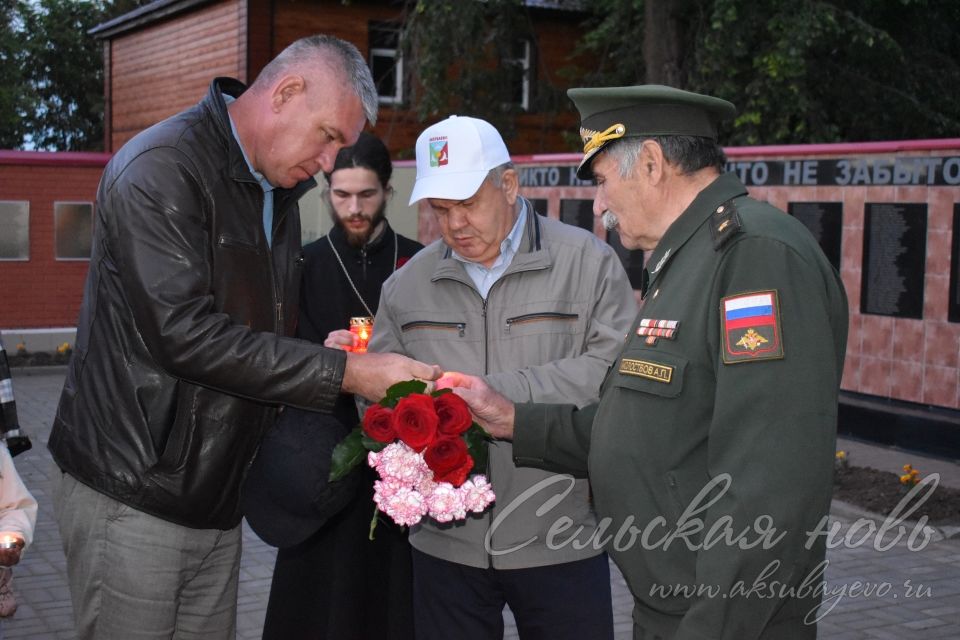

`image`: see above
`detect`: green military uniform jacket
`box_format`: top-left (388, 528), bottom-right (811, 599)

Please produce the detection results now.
top-left (513, 172), bottom-right (848, 640)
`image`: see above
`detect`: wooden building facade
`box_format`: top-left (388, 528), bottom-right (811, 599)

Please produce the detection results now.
top-left (92, 0), bottom-right (585, 155)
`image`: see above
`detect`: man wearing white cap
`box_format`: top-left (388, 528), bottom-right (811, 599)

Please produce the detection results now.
top-left (367, 115), bottom-right (635, 640)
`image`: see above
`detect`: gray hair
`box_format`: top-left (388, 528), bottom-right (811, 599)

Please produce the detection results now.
top-left (605, 135), bottom-right (727, 177)
top-left (487, 162), bottom-right (515, 188)
top-left (253, 35), bottom-right (379, 125)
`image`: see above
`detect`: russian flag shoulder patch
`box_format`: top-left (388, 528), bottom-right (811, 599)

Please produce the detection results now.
top-left (720, 290), bottom-right (784, 364)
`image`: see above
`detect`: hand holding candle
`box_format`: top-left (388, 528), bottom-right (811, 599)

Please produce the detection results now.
top-left (324, 329), bottom-right (358, 351)
top-left (0, 533), bottom-right (24, 567)
top-left (349, 317), bottom-right (374, 353)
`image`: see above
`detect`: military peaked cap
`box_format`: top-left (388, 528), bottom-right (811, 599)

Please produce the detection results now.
top-left (568, 84), bottom-right (737, 179)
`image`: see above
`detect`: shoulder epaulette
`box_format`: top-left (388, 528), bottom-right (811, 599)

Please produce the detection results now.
top-left (710, 199), bottom-right (742, 250)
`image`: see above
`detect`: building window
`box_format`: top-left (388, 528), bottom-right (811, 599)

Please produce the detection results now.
top-left (0, 201), bottom-right (29, 261)
top-left (55, 202), bottom-right (93, 260)
top-left (370, 22), bottom-right (403, 105)
top-left (506, 40), bottom-right (533, 111)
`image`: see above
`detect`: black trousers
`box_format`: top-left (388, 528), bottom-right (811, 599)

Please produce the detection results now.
top-left (262, 482), bottom-right (414, 640)
top-left (411, 548), bottom-right (614, 640)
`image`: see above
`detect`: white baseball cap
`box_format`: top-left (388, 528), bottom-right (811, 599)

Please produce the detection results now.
top-left (408, 115), bottom-right (511, 205)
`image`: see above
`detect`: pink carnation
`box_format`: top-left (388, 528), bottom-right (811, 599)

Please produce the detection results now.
top-left (367, 437), bottom-right (495, 528)
top-left (368, 442), bottom-right (430, 485)
top-left (426, 483), bottom-right (467, 522)
top-left (459, 475), bottom-right (496, 513)
top-left (372, 477), bottom-right (406, 508)
top-left (376, 484), bottom-right (428, 527)
top-left (416, 476), bottom-right (438, 497)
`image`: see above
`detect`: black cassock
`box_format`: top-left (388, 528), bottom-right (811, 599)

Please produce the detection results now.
top-left (262, 223), bottom-right (422, 640)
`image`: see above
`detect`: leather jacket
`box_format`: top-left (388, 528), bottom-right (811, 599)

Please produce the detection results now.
top-left (49, 78), bottom-right (347, 530)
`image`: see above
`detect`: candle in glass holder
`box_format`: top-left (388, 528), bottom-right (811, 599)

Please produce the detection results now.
top-left (0, 533), bottom-right (23, 550)
top-left (349, 316), bottom-right (374, 353)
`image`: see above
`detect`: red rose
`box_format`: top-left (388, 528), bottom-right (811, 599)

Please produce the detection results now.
top-left (391, 393), bottom-right (438, 451)
top-left (362, 403), bottom-right (395, 443)
top-left (434, 393), bottom-right (473, 436)
top-left (396, 256), bottom-right (411, 269)
top-left (424, 437), bottom-right (474, 487)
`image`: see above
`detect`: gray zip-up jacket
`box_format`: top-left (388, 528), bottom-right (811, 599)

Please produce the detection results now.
top-left (369, 201), bottom-right (635, 569)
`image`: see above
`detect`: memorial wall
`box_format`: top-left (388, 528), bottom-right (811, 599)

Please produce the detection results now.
top-left (415, 140), bottom-right (960, 411)
top-left (726, 143), bottom-right (959, 411)
top-left (4, 142), bottom-right (956, 413)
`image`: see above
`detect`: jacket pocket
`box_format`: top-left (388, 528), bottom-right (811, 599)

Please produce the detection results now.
top-left (217, 234), bottom-right (261, 254)
top-left (504, 312), bottom-right (578, 332)
top-left (664, 467), bottom-right (713, 529)
top-left (612, 350), bottom-right (687, 398)
top-left (401, 320), bottom-right (466, 337)
top-left (155, 386), bottom-right (198, 471)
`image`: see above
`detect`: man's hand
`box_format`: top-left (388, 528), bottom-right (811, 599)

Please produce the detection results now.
top-left (437, 372), bottom-right (515, 440)
top-left (342, 352), bottom-right (442, 401)
top-left (324, 329), bottom-right (357, 351)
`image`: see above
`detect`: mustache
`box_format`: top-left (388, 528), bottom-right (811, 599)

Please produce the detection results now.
top-left (345, 213), bottom-right (373, 223)
top-left (601, 210), bottom-right (619, 230)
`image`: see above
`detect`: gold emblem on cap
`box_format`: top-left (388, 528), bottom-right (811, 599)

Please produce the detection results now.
top-left (581, 123), bottom-right (627, 154)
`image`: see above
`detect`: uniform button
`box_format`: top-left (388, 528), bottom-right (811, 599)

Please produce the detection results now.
top-left (716, 205), bottom-right (725, 214)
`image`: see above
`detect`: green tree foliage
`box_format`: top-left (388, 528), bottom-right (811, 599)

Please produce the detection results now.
top-left (0, 0), bottom-right (30, 148)
top-left (574, 0), bottom-right (646, 86)
top-left (576, 0), bottom-right (960, 144)
top-left (1, 0), bottom-right (145, 151)
top-left (21, 0), bottom-right (110, 150)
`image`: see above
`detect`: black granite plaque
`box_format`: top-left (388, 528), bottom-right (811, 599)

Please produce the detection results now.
top-left (861, 203), bottom-right (927, 318)
top-left (950, 204), bottom-right (960, 322)
top-left (559, 199), bottom-right (593, 231)
top-left (788, 202), bottom-right (843, 271)
top-left (528, 198), bottom-right (549, 216)
top-left (558, 199), bottom-right (645, 289)
top-left (606, 229), bottom-right (646, 290)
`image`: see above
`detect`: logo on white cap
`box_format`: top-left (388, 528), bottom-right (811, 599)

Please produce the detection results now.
top-left (409, 115), bottom-right (511, 204)
top-left (429, 137), bottom-right (449, 167)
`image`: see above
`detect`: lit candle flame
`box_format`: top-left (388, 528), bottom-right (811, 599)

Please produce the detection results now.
top-left (0, 533), bottom-right (22, 549)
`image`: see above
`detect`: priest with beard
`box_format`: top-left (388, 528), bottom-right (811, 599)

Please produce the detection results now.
top-left (262, 132), bottom-right (422, 640)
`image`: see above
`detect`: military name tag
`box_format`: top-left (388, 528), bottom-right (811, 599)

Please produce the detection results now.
top-left (619, 358), bottom-right (673, 383)
top-left (721, 290), bottom-right (784, 364)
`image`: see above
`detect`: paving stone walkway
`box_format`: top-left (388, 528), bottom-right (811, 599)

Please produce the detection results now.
top-left (3, 368), bottom-right (958, 639)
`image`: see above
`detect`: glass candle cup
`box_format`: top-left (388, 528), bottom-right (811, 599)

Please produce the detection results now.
top-left (349, 316), bottom-right (374, 353)
top-left (0, 534), bottom-right (23, 550)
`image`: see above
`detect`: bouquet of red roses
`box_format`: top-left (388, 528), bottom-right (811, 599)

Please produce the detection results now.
top-left (330, 380), bottom-right (495, 530)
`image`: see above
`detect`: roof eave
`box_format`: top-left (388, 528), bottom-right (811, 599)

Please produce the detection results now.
top-left (89, 0), bottom-right (217, 39)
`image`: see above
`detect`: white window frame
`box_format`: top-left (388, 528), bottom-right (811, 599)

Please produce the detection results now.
top-left (371, 47), bottom-right (403, 105)
top-left (507, 40), bottom-right (532, 111)
top-left (369, 24), bottom-right (403, 106)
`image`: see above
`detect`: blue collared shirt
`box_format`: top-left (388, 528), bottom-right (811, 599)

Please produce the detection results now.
top-left (452, 200), bottom-right (528, 299)
top-left (223, 94), bottom-right (275, 247)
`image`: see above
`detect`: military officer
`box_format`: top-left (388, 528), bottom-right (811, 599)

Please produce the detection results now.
top-left (441, 85), bottom-right (849, 640)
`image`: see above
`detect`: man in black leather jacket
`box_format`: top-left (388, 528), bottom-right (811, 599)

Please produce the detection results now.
top-left (47, 35), bottom-right (438, 640)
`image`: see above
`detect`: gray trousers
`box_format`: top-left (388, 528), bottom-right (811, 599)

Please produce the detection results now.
top-left (53, 472), bottom-right (241, 640)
